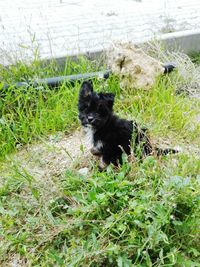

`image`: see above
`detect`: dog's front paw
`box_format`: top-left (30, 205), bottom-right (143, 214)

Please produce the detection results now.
top-left (90, 147), bottom-right (101, 156)
top-left (98, 157), bottom-right (108, 171)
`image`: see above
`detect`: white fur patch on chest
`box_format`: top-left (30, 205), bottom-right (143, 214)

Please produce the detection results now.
top-left (84, 127), bottom-right (104, 151)
top-left (95, 140), bottom-right (103, 150)
top-left (84, 126), bottom-right (94, 148)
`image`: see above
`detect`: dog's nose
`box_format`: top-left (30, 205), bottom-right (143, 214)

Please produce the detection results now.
top-left (87, 116), bottom-right (94, 123)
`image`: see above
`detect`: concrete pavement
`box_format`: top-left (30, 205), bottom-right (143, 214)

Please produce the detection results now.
top-left (0, 0), bottom-right (200, 65)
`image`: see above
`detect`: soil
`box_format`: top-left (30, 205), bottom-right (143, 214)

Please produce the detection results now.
top-left (7, 128), bottom-right (199, 185)
top-left (11, 130), bottom-right (91, 181)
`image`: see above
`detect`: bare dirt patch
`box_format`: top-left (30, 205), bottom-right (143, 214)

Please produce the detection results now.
top-left (5, 127), bottom-right (200, 181)
top-left (10, 129), bottom-right (91, 181)
top-left (2, 122), bottom-right (199, 189)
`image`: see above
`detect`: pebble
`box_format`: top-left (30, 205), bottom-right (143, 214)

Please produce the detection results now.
top-left (78, 167), bottom-right (89, 176)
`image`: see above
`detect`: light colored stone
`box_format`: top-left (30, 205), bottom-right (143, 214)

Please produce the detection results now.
top-left (107, 42), bottom-right (164, 89)
top-left (78, 167), bottom-right (89, 176)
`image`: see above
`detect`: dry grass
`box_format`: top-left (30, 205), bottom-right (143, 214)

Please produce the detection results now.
top-left (142, 40), bottom-right (200, 98)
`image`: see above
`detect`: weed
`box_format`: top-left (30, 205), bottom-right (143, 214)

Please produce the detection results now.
top-left (0, 52), bottom-right (200, 266)
top-left (0, 155), bottom-right (200, 266)
top-left (0, 55), bottom-right (103, 159)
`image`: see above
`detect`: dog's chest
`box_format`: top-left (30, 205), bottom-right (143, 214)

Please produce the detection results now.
top-left (95, 140), bottom-right (104, 150)
top-left (84, 127), bottom-right (94, 147)
top-left (84, 127), bottom-right (104, 150)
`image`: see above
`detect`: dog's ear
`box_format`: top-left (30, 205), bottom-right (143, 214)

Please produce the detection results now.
top-left (80, 81), bottom-right (93, 98)
top-left (99, 93), bottom-right (115, 109)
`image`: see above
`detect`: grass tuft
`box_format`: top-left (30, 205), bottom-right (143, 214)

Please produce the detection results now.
top-left (0, 51), bottom-right (200, 266)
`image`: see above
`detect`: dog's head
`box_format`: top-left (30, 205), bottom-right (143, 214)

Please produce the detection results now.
top-left (78, 81), bottom-right (115, 129)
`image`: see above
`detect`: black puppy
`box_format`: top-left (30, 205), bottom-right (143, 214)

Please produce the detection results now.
top-left (78, 81), bottom-right (176, 169)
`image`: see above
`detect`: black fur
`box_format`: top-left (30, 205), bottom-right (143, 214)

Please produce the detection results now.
top-left (78, 81), bottom-right (177, 169)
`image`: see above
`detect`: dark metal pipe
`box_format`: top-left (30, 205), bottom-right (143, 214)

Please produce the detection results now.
top-left (2, 70), bottom-right (112, 90)
top-left (163, 62), bottom-right (176, 74)
top-left (1, 62), bottom-right (175, 90)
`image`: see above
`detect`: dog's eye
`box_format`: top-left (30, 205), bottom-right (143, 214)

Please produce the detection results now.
top-left (98, 103), bottom-right (104, 110)
top-left (84, 103), bottom-right (90, 109)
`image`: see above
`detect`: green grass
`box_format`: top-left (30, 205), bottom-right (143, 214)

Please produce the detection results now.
top-left (0, 82), bottom-right (80, 157)
top-left (0, 56), bottom-right (103, 159)
top-left (189, 52), bottom-right (200, 65)
top-left (0, 54), bottom-right (200, 266)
